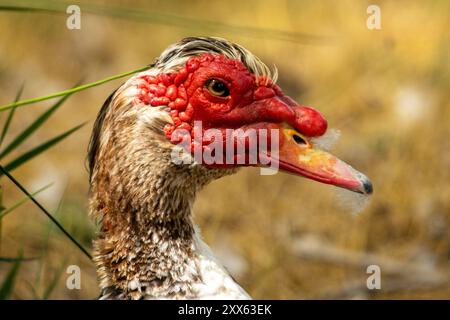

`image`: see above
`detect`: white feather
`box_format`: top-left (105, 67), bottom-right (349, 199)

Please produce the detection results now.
top-left (310, 128), bottom-right (341, 151)
top-left (334, 187), bottom-right (371, 216)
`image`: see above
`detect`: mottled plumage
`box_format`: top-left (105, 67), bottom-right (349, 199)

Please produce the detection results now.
top-left (88, 37), bottom-right (372, 300)
top-left (89, 38), bottom-right (257, 299)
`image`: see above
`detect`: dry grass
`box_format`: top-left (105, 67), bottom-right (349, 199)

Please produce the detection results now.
top-left (0, 0), bottom-right (449, 299)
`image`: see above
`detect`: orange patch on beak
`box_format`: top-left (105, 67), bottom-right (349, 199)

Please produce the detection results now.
top-left (275, 128), bottom-right (373, 194)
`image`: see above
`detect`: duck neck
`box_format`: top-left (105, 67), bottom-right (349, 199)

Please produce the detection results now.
top-left (88, 103), bottom-right (238, 298)
top-left (91, 160), bottom-right (207, 299)
top-left (90, 129), bottom-right (241, 298)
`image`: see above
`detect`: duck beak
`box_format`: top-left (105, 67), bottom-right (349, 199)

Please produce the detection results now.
top-left (273, 127), bottom-right (373, 194)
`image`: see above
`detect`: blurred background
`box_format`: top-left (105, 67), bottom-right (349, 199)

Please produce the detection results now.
top-left (0, 0), bottom-right (449, 299)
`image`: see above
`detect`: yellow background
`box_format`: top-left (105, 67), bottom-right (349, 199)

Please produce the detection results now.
top-left (0, 0), bottom-right (449, 299)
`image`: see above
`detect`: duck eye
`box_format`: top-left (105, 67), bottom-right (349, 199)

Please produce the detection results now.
top-left (205, 79), bottom-right (229, 97)
top-left (293, 134), bottom-right (306, 145)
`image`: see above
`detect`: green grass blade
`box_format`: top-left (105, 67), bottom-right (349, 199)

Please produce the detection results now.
top-left (0, 66), bottom-right (150, 112)
top-left (0, 183), bottom-right (53, 219)
top-left (42, 261), bottom-right (66, 300)
top-left (0, 84), bottom-right (24, 148)
top-left (0, 2), bottom-right (332, 44)
top-left (0, 93), bottom-right (72, 159)
top-left (79, 3), bottom-right (329, 44)
top-left (0, 256), bottom-right (37, 262)
top-left (0, 5), bottom-right (57, 13)
top-left (0, 0), bottom-right (333, 113)
top-left (34, 185), bottom-right (67, 291)
top-left (0, 251), bottom-right (22, 300)
top-left (23, 281), bottom-right (39, 300)
top-left (0, 166), bottom-right (92, 259)
top-left (1, 123), bottom-right (85, 173)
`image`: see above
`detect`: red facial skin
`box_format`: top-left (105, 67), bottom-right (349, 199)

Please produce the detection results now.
top-left (135, 53), bottom-right (372, 194)
top-left (136, 53), bottom-right (327, 164)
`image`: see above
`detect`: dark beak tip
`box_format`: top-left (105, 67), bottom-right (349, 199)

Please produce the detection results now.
top-left (352, 170), bottom-right (373, 195)
top-left (363, 179), bottom-right (373, 195)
